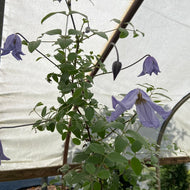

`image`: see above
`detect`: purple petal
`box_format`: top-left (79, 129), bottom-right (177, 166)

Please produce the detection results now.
top-left (138, 56), bottom-right (160, 77)
top-left (121, 89), bottom-right (139, 109)
top-left (0, 34), bottom-right (24, 60)
top-left (148, 101), bottom-right (171, 120)
top-left (136, 101), bottom-right (160, 128)
top-left (107, 89), bottom-right (138, 122)
top-left (0, 140), bottom-right (10, 165)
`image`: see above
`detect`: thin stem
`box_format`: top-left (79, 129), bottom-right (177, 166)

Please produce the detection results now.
top-left (16, 33), bottom-right (59, 69)
top-left (95, 54), bottom-right (150, 77)
top-left (110, 42), bottom-right (119, 62)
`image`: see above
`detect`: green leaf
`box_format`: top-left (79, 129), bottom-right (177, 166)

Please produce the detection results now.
top-left (47, 122), bottom-right (55, 132)
top-left (89, 143), bottom-right (105, 155)
top-left (91, 120), bottom-right (106, 133)
top-left (73, 152), bottom-right (89, 163)
top-left (85, 163), bottom-right (96, 174)
top-left (115, 136), bottom-right (128, 153)
top-left (28, 40), bottom-right (41, 53)
top-left (154, 92), bottom-right (172, 101)
top-left (45, 29), bottom-right (62, 35)
top-left (57, 97), bottom-right (64, 104)
top-left (106, 121), bottom-right (124, 130)
top-left (73, 88), bottom-right (82, 98)
top-left (93, 31), bottom-right (108, 40)
top-left (111, 18), bottom-right (121, 24)
top-left (131, 140), bottom-right (142, 153)
top-left (119, 28), bottom-right (129, 38)
top-left (93, 182), bottom-right (101, 190)
top-left (56, 122), bottom-right (67, 134)
top-left (68, 29), bottom-right (83, 36)
top-left (126, 130), bottom-right (148, 147)
top-left (34, 102), bottom-right (43, 108)
top-left (41, 11), bottom-right (67, 24)
top-left (69, 10), bottom-right (87, 18)
top-left (41, 106), bottom-right (47, 117)
top-left (107, 152), bottom-right (128, 163)
top-left (85, 107), bottom-right (94, 121)
top-left (97, 169), bottom-right (111, 179)
top-left (130, 157), bottom-right (142, 175)
top-left (57, 38), bottom-right (73, 49)
top-left (68, 52), bottom-right (77, 62)
top-left (72, 138), bottom-right (81, 145)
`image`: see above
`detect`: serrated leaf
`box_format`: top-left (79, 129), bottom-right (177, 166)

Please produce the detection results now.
top-left (115, 136), bottom-right (128, 153)
top-left (72, 138), bottom-right (81, 145)
top-left (45, 29), bottom-right (62, 35)
top-left (85, 163), bottom-right (96, 174)
top-left (41, 11), bottom-right (67, 24)
top-left (130, 157), bottom-right (142, 175)
top-left (107, 152), bottom-right (128, 163)
top-left (89, 143), bottom-right (105, 155)
top-left (28, 40), bottom-right (41, 53)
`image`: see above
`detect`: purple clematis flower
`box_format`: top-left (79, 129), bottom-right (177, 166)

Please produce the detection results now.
top-left (138, 56), bottom-right (160, 77)
top-left (107, 89), bottom-right (171, 128)
top-left (0, 140), bottom-right (10, 165)
top-left (1, 34), bottom-right (25, 60)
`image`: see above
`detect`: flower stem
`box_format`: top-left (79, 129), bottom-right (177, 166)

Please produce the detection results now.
top-left (16, 33), bottom-right (59, 69)
top-left (95, 54), bottom-right (150, 77)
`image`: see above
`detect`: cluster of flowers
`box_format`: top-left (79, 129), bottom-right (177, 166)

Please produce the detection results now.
top-left (0, 33), bottom-right (171, 164)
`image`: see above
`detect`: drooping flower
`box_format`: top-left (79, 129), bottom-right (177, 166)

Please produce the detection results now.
top-left (1, 34), bottom-right (25, 60)
top-left (0, 140), bottom-right (10, 165)
top-left (107, 89), bottom-right (171, 128)
top-left (138, 56), bottom-right (160, 77)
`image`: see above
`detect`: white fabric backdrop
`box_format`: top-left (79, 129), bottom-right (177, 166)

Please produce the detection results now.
top-left (0, 0), bottom-right (189, 170)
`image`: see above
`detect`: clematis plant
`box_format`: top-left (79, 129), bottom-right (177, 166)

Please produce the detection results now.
top-left (0, 34), bottom-right (25, 60)
top-left (0, 140), bottom-right (10, 165)
top-left (0, 1), bottom-right (175, 189)
top-left (107, 88), bottom-right (171, 128)
top-left (138, 55), bottom-right (160, 77)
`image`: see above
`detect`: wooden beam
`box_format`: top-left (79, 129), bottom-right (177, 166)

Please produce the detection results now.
top-left (0, 164), bottom-right (80, 182)
top-left (90, 0), bottom-right (144, 78)
top-left (0, 157), bottom-right (190, 182)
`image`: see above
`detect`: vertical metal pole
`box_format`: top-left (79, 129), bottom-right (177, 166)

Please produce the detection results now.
top-left (0, 0), bottom-right (5, 49)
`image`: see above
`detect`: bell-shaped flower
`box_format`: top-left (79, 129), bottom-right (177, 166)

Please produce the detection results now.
top-left (138, 56), bottom-right (160, 77)
top-left (1, 34), bottom-right (25, 60)
top-left (0, 140), bottom-right (10, 165)
top-left (107, 89), bottom-right (171, 128)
